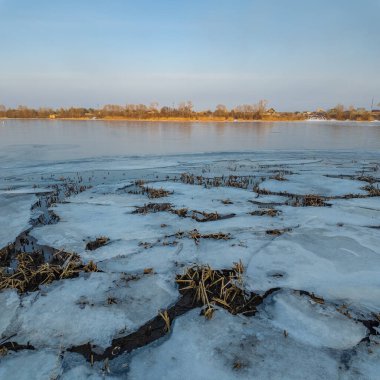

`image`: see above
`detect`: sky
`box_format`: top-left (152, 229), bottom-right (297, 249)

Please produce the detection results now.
top-left (0, 0), bottom-right (379, 111)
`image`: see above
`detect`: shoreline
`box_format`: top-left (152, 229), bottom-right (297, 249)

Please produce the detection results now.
top-left (1, 117), bottom-right (375, 123)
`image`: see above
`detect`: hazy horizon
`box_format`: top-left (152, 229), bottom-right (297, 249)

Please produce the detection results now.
top-left (1, 0), bottom-right (379, 111)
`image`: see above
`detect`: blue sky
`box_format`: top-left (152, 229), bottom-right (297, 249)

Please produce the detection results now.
top-left (0, 0), bottom-right (379, 110)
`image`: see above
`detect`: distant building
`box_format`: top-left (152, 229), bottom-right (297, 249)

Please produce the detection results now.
top-left (263, 108), bottom-right (277, 117)
top-left (49, 114), bottom-right (56, 119)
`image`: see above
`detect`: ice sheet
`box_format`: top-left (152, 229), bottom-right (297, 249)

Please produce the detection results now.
top-left (0, 193), bottom-right (36, 248)
top-left (11, 273), bottom-right (177, 349)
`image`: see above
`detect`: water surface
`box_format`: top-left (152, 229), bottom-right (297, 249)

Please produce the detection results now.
top-left (1, 120), bottom-right (379, 162)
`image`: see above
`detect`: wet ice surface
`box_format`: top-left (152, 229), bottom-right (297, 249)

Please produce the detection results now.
top-left (1, 150), bottom-right (380, 379)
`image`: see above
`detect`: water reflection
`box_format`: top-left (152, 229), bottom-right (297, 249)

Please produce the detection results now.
top-left (0, 120), bottom-right (379, 161)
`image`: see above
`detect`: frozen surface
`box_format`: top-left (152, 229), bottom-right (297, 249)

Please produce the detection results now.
top-left (0, 290), bottom-right (19, 338)
top-left (259, 174), bottom-right (367, 196)
top-left (127, 308), bottom-right (341, 380)
top-left (0, 350), bottom-right (61, 380)
top-left (245, 225), bottom-right (380, 311)
top-left (0, 193), bottom-right (36, 247)
top-left (11, 273), bottom-right (177, 349)
top-left (1, 149), bottom-right (380, 379)
top-left (264, 290), bottom-right (367, 349)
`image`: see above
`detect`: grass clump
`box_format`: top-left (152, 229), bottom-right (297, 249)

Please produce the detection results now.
top-left (300, 194), bottom-right (327, 207)
top-left (176, 261), bottom-right (262, 318)
top-left (171, 208), bottom-right (188, 217)
top-left (1, 252), bottom-right (77, 293)
top-left (0, 250), bottom-right (98, 293)
top-left (191, 210), bottom-right (220, 222)
top-left (250, 208), bottom-right (280, 217)
top-left (142, 186), bottom-right (172, 199)
top-left (357, 175), bottom-right (376, 184)
top-left (133, 203), bottom-right (172, 214)
top-left (187, 229), bottom-right (231, 244)
top-left (86, 236), bottom-right (109, 251)
top-left (362, 185), bottom-right (380, 196)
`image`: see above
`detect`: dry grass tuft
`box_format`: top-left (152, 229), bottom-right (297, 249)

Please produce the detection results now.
top-left (233, 360), bottom-right (246, 370)
top-left (187, 229), bottom-right (231, 244)
top-left (159, 310), bottom-right (171, 333)
top-left (86, 237), bottom-right (109, 251)
top-left (142, 186), bottom-right (172, 199)
top-left (83, 260), bottom-right (99, 273)
top-left (357, 175), bottom-right (376, 184)
top-left (191, 210), bottom-right (220, 222)
top-left (0, 251), bottom-right (83, 293)
top-left (180, 173), bottom-right (253, 189)
top-left (362, 185), bottom-right (380, 196)
top-left (0, 249), bottom-right (99, 293)
top-left (301, 194), bottom-right (327, 207)
top-left (133, 203), bottom-right (172, 214)
top-left (309, 293), bottom-right (324, 304)
top-left (250, 208), bottom-right (279, 217)
top-left (171, 208), bottom-right (188, 217)
top-left (176, 263), bottom-right (261, 318)
top-left (225, 176), bottom-right (249, 189)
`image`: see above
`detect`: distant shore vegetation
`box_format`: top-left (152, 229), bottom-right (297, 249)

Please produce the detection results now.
top-left (0, 101), bottom-right (378, 121)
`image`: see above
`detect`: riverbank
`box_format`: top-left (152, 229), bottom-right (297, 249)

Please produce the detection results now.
top-left (0, 116), bottom-right (308, 122)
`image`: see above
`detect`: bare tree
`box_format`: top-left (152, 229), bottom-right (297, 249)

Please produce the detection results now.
top-left (256, 99), bottom-right (268, 118)
top-left (215, 104), bottom-right (228, 117)
top-left (335, 104), bottom-right (345, 120)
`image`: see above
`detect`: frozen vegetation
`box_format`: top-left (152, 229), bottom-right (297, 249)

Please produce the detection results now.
top-left (0, 149), bottom-right (380, 379)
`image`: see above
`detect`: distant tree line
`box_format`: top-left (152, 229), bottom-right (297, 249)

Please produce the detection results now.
top-left (0, 102), bottom-right (377, 121)
top-left (322, 104), bottom-right (375, 121)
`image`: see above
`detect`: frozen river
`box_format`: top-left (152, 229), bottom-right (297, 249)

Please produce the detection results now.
top-left (0, 120), bottom-right (380, 379)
